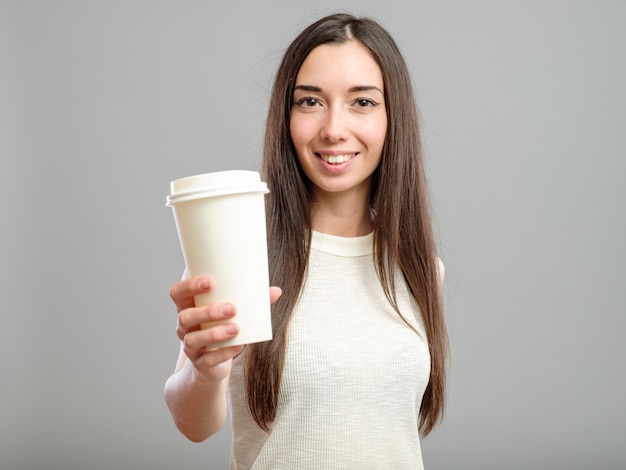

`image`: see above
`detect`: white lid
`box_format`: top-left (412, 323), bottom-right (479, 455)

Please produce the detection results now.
top-left (166, 170), bottom-right (269, 206)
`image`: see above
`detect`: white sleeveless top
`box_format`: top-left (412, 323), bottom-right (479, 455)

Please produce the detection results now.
top-left (228, 231), bottom-right (430, 469)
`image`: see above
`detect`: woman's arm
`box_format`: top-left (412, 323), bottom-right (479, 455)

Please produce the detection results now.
top-left (163, 277), bottom-right (282, 442)
top-left (164, 276), bottom-right (243, 441)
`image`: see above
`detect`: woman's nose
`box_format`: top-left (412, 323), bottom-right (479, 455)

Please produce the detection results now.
top-left (320, 106), bottom-right (350, 142)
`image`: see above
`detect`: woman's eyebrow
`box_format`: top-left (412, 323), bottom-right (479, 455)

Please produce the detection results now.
top-left (293, 84), bottom-right (383, 94)
top-left (294, 84), bottom-right (322, 92)
top-left (348, 85), bottom-right (383, 94)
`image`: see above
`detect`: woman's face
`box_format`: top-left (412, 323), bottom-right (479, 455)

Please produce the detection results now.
top-left (289, 40), bottom-right (387, 202)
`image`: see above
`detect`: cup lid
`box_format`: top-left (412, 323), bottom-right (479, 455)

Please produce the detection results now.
top-left (166, 170), bottom-right (269, 206)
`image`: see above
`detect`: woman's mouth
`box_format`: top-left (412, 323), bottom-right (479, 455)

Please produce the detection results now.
top-left (318, 154), bottom-right (355, 165)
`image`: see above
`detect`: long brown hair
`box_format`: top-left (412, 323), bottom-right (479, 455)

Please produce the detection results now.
top-left (245, 13), bottom-right (448, 437)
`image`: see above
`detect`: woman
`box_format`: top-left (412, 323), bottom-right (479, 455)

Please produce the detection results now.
top-left (165, 13), bottom-right (448, 469)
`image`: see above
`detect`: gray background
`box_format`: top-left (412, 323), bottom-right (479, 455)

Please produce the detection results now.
top-left (1, 1), bottom-right (624, 469)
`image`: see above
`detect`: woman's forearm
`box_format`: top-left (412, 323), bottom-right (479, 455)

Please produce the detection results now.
top-left (164, 361), bottom-right (229, 442)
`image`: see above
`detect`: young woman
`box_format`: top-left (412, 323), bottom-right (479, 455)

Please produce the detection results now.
top-left (165, 13), bottom-right (448, 469)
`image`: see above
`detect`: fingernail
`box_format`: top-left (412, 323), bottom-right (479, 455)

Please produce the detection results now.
top-left (221, 304), bottom-right (234, 317)
top-left (224, 324), bottom-right (237, 335)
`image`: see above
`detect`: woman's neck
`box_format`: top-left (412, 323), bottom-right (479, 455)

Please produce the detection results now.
top-left (309, 192), bottom-right (373, 237)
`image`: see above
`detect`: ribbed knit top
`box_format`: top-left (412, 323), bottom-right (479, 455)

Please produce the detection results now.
top-left (228, 231), bottom-right (430, 469)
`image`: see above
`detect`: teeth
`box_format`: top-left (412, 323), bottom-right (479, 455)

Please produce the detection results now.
top-left (320, 154), bottom-right (353, 164)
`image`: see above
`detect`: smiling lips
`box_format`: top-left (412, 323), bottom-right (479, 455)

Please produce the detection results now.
top-left (318, 154), bottom-right (355, 164)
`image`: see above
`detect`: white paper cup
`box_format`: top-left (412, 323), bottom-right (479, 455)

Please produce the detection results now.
top-left (166, 170), bottom-right (272, 347)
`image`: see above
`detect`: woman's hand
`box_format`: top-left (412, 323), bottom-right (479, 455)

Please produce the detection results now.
top-left (170, 276), bottom-right (281, 383)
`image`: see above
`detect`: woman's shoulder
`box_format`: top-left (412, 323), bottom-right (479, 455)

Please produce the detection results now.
top-left (436, 257), bottom-right (445, 292)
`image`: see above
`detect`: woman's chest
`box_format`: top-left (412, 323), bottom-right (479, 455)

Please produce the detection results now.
top-left (279, 254), bottom-right (431, 408)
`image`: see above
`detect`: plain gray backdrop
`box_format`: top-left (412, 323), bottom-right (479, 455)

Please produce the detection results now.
top-left (2, 1), bottom-right (625, 469)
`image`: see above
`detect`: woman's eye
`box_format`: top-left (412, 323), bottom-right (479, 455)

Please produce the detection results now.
top-left (296, 97), bottom-right (320, 107)
top-left (355, 98), bottom-right (377, 107)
